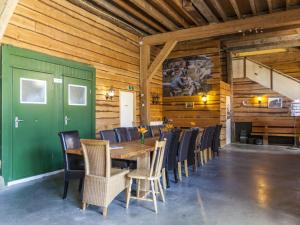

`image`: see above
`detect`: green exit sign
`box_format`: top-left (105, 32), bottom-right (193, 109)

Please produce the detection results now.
top-left (128, 85), bottom-right (134, 91)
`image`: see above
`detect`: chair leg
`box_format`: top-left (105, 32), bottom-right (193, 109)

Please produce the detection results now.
top-left (150, 180), bottom-right (158, 213)
top-left (209, 148), bottom-right (212, 160)
top-left (126, 178), bottom-right (132, 208)
top-left (102, 207), bottom-right (108, 217)
top-left (173, 169), bottom-right (178, 183)
top-left (137, 179), bottom-right (140, 198)
top-left (184, 160), bottom-right (189, 177)
top-left (79, 178), bottom-right (83, 192)
top-left (165, 170), bottom-right (170, 188)
top-left (63, 180), bottom-right (69, 199)
top-left (200, 151), bottom-right (203, 165)
top-left (82, 202), bottom-right (87, 210)
top-left (204, 149), bottom-right (208, 163)
top-left (177, 162), bottom-right (182, 181)
top-left (157, 179), bottom-right (165, 203)
top-left (194, 154), bottom-right (198, 172)
top-left (162, 168), bottom-right (167, 190)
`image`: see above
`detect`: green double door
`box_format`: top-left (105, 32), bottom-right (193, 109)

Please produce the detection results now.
top-left (12, 69), bottom-right (92, 180)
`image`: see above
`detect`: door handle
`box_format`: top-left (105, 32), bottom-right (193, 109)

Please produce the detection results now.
top-left (15, 116), bottom-right (24, 128)
top-left (64, 116), bottom-right (70, 125)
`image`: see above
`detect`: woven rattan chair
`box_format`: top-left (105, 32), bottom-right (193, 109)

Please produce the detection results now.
top-left (81, 139), bottom-right (129, 217)
top-left (126, 139), bottom-right (167, 213)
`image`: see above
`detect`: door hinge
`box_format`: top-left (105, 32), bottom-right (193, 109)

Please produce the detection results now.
top-left (0, 160), bottom-right (2, 170)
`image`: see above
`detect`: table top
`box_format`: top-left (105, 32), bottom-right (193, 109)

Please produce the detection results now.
top-left (66, 138), bottom-right (157, 160)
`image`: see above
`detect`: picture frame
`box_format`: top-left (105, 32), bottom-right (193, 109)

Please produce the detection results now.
top-left (185, 102), bottom-right (194, 109)
top-left (268, 97), bottom-right (283, 109)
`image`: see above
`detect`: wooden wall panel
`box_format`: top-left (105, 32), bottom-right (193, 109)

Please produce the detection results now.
top-left (1, 0), bottom-right (141, 132)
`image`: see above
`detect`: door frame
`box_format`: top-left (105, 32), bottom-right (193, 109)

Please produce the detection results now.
top-left (119, 90), bottom-right (136, 127)
top-left (1, 45), bottom-right (96, 183)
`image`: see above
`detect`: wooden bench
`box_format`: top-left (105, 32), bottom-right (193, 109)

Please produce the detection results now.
top-left (251, 121), bottom-right (300, 145)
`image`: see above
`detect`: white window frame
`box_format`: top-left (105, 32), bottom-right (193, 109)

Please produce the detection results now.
top-left (68, 84), bottom-right (87, 106)
top-left (20, 78), bottom-right (47, 104)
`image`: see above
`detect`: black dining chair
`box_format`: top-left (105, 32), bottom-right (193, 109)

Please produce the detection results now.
top-left (99, 129), bottom-right (118, 143)
top-left (194, 128), bottom-right (209, 168)
top-left (160, 131), bottom-right (173, 188)
top-left (187, 127), bottom-right (200, 168)
top-left (177, 129), bottom-right (192, 181)
top-left (206, 126), bottom-right (216, 160)
top-left (99, 129), bottom-right (129, 169)
top-left (166, 128), bottom-right (181, 183)
top-left (114, 127), bottom-right (130, 142)
top-left (127, 127), bottom-right (140, 141)
top-left (142, 125), bottom-right (153, 138)
top-left (212, 125), bottom-right (222, 156)
top-left (58, 130), bottom-right (85, 199)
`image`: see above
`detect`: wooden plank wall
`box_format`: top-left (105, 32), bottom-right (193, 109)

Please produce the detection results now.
top-left (249, 48), bottom-right (300, 80)
top-left (233, 77), bottom-right (299, 128)
top-left (1, 0), bottom-right (141, 132)
top-left (162, 40), bottom-right (223, 128)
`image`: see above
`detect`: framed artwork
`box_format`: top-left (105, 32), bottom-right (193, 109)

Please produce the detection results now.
top-left (162, 55), bottom-right (213, 97)
top-left (185, 102), bottom-right (194, 109)
top-left (268, 97), bottom-right (283, 108)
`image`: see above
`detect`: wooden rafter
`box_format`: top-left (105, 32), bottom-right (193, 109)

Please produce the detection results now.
top-left (147, 40), bottom-right (178, 82)
top-left (228, 0), bottom-right (241, 19)
top-left (91, 0), bottom-right (156, 34)
top-left (191, 0), bottom-right (219, 23)
top-left (111, 0), bottom-right (167, 33)
top-left (128, 0), bottom-right (178, 31)
top-left (151, 0), bottom-right (190, 28)
top-left (249, 0), bottom-right (257, 15)
top-left (210, 0), bottom-right (228, 21)
top-left (68, 0), bottom-right (145, 35)
top-left (286, 0), bottom-right (291, 9)
top-left (143, 9), bottom-right (300, 45)
top-left (266, 0), bottom-right (273, 13)
top-left (0, 0), bottom-right (19, 40)
top-left (182, 0), bottom-right (207, 25)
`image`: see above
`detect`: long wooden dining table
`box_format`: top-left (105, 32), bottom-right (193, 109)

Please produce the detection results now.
top-left (66, 138), bottom-right (158, 193)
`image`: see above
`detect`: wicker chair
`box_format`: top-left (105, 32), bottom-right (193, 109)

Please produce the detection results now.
top-left (126, 140), bottom-right (167, 213)
top-left (81, 139), bottom-right (129, 217)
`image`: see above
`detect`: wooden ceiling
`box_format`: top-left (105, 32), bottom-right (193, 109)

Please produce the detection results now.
top-left (69, 0), bottom-right (300, 36)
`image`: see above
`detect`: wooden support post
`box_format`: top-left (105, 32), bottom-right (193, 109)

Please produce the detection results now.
top-left (0, 0), bottom-right (19, 40)
top-left (140, 43), bottom-right (150, 125)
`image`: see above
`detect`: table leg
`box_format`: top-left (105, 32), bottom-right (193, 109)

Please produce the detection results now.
top-left (137, 152), bottom-right (150, 196)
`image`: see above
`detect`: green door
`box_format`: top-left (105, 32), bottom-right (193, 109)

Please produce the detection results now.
top-left (12, 69), bottom-right (61, 180)
top-left (63, 76), bottom-right (92, 138)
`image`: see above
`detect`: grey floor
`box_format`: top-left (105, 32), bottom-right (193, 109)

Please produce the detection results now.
top-left (1, 145), bottom-right (300, 225)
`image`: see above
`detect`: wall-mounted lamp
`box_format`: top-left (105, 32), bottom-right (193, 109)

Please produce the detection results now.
top-left (105, 86), bottom-right (115, 100)
top-left (257, 96), bottom-right (262, 104)
top-left (201, 95), bottom-right (208, 104)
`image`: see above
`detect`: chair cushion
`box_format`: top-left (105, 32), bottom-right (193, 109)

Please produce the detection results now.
top-left (127, 169), bottom-right (150, 179)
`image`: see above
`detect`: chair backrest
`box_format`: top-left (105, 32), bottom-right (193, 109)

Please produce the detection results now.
top-left (58, 130), bottom-right (81, 171)
top-left (127, 127), bottom-right (140, 141)
top-left (142, 125), bottom-right (153, 138)
top-left (99, 129), bottom-right (118, 144)
top-left (207, 126), bottom-right (216, 148)
top-left (177, 129), bottom-right (192, 161)
top-left (149, 140), bottom-right (166, 178)
top-left (114, 127), bottom-right (130, 142)
top-left (187, 128), bottom-right (200, 165)
top-left (212, 125), bottom-right (222, 151)
top-left (167, 128), bottom-right (181, 170)
top-left (81, 139), bottom-right (111, 178)
top-left (160, 131), bottom-right (173, 169)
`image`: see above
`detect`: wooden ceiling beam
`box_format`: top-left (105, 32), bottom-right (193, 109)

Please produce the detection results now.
top-left (111, 0), bottom-right (167, 33)
top-left (143, 9), bottom-right (300, 45)
top-left (266, 0), bottom-right (273, 13)
top-left (249, 0), bottom-right (257, 15)
top-left (68, 0), bottom-right (145, 35)
top-left (151, 0), bottom-right (190, 28)
top-left (0, 0), bottom-right (19, 40)
top-left (147, 40), bottom-right (178, 82)
top-left (286, 0), bottom-right (291, 9)
top-left (90, 0), bottom-right (156, 34)
top-left (182, 0), bottom-right (207, 25)
top-left (128, 0), bottom-right (178, 31)
top-left (191, 0), bottom-right (219, 23)
top-left (210, 0), bottom-right (228, 21)
top-left (228, 0), bottom-right (242, 19)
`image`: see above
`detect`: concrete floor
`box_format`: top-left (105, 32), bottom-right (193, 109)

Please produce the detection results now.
top-left (1, 145), bottom-right (300, 225)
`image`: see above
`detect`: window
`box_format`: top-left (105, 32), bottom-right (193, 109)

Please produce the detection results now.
top-left (68, 84), bottom-right (87, 106)
top-left (20, 78), bottom-right (47, 104)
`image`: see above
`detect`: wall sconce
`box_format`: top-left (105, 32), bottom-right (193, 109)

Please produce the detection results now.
top-left (151, 93), bottom-right (160, 105)
top-left (105, 86), bottom-right (115, 100)
top-left (257, 96), bottom-right (262, 104)
top-left (201, 94), bottom-right (208, 104)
